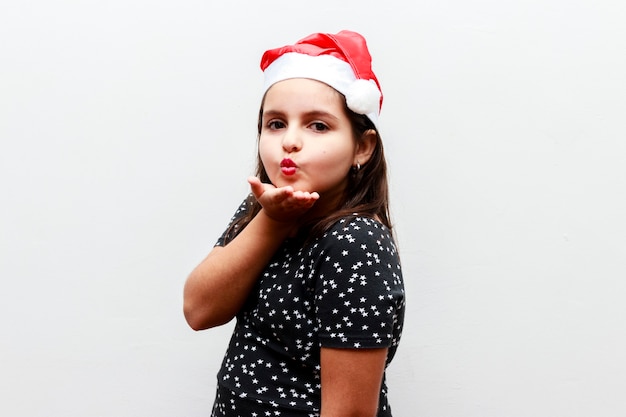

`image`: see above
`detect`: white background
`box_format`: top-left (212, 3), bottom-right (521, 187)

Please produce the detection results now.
top-left (1, 1), bottom-right (625, 416)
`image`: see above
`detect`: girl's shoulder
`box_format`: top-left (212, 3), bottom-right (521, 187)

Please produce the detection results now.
top-left (315, 215), bottom-right (397, 253)
top-left (326, 215), bottom-right (392, 235)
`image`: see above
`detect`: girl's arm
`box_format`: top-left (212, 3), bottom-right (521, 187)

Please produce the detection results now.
top-left (183, 209), bottom-right (292, 330)
top-left (183, 177), bottom-right (319, 330)
top-left (320, 347), bottom-right (388, 417)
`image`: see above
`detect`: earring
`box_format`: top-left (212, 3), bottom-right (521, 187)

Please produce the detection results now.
top-left (355, 162), bottom-right (361, 171)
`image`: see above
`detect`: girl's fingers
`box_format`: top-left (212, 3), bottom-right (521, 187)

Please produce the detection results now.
top-left (292, 190), bottom-right (320, 201)
top-left (248, 177), bottom-right (318, 215)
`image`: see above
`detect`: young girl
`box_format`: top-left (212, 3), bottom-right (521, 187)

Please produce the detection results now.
top-left (184, 30), bottom-right (405, 417)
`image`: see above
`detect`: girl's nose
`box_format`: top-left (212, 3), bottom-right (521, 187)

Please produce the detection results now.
top-left (282, 127), bottom-right (302, 152)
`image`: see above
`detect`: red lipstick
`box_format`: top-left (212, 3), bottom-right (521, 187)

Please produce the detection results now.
top-left (280, 158), bottom-right (297, 176)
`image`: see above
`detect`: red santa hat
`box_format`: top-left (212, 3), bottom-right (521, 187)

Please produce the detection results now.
top-left (260, 30), bottom-right (383, 126)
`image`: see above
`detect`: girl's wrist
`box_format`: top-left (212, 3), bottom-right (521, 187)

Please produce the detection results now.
top-left (256, 209), bottom-right (299, 238)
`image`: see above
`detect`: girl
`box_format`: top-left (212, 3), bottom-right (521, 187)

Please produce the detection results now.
top-left (184, 30), bottom-right (405, 417)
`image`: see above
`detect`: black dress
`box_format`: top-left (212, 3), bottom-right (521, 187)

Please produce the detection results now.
top-left (211, 200), bottom-right (405, 417)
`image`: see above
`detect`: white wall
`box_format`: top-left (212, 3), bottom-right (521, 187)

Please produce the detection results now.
top-left (1, 1), bottom-right (625, 416)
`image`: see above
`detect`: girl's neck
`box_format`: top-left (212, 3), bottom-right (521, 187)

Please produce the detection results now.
top-left (300, 188), bottom-right (344, 223)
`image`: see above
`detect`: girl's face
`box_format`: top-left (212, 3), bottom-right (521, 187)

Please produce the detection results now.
top-left (259, 78), bottom-right (361, 212)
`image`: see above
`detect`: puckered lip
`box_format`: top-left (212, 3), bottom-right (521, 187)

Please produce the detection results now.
top-left (280, 158), bottom-right (297, 168)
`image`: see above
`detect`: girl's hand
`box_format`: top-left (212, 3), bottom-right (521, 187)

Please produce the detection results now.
top-left (248, 176), bottom-right (319, 223)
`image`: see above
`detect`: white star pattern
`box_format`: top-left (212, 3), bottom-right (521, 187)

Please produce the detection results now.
top-left (211, 200), bottom-right (405, 417)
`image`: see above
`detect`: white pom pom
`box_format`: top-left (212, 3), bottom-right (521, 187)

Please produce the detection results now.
top-left (345, 79), bottom-right (381, 115)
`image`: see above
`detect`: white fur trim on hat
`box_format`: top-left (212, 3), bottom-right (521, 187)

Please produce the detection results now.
top-left (263, 52), bottom-right (381, 125)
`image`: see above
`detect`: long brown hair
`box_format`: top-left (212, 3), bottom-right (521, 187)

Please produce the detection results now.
top-left (229, 94), bottom-right (392, 242)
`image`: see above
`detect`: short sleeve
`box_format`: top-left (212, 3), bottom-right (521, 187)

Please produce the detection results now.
top-left (314, 217), bottom-right (405, 350)
top-left (215, 196), bottom-right (255, 247)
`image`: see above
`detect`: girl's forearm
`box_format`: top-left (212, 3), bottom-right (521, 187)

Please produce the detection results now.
top-left (183, 210), bottom-right (295, 330)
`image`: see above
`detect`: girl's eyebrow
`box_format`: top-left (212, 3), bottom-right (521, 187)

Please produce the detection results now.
top-left (261, 110), bottom-right (285, 119)
top-left (262, 109), bottom-right (340, 122)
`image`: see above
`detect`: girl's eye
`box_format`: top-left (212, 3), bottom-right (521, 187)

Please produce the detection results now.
top-left (267, 120), bottom-right (285, 130)
top-left (310, 122), bottom-right (329, 132)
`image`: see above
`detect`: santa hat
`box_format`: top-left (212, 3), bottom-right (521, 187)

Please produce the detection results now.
top-left (260, 30), bottom-right (383, 126)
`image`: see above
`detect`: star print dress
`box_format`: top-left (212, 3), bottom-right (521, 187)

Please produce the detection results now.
top-left (211, 198), bottom-right (405, 417)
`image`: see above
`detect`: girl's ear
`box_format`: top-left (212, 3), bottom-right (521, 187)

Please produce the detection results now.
top-left (355, 129), bottom-right (377, 165)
